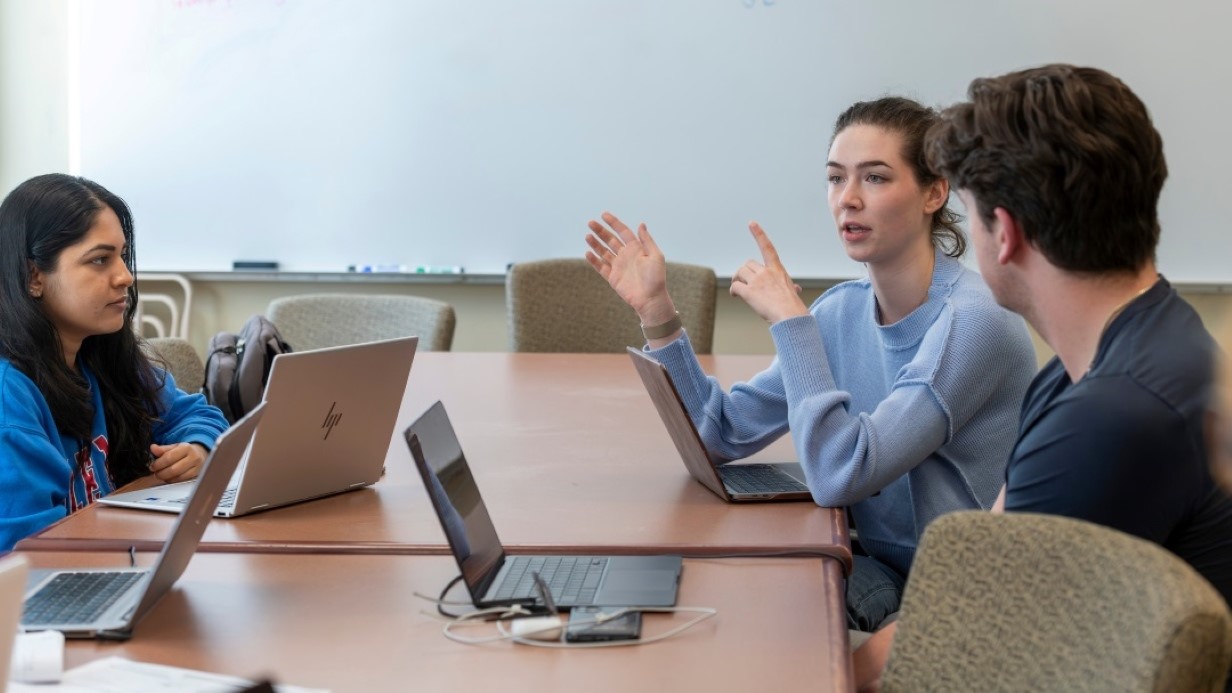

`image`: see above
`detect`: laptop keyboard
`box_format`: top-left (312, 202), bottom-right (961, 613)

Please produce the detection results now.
top-left (493, 556), bottom-right (609, 606)
top-left (22, 571), bottom-right (144, 626)
top-left (720, 464), bottom-right (809, 494)
top-left (168, 486), bottom-right (237, 509)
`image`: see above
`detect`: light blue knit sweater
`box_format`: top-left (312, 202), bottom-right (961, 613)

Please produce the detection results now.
top-left (650, 254), bottom-right (1036, 574)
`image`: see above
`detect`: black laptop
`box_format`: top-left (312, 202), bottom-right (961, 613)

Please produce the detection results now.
top-left (627, 348), bottom-right (812, 502)
top-left (405, 401), bottom-right (681, 611)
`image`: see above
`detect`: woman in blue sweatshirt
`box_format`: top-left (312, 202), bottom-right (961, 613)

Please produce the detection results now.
top-left (585, 98), bottom-right (1037, 632)
top-left (0, 174), bottom-right (228, 550)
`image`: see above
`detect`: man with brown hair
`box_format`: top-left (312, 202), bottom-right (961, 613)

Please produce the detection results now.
top-left (855, 64), bottom-right (1232, 689)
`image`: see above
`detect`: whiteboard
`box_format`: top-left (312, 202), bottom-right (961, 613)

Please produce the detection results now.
top-left (75, 0), bottom-right (1232, 281)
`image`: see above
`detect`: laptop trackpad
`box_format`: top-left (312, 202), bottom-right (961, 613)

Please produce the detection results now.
top-left (596, 566), bottom-right (679, 606)
top-left (143, 483), bottom-right (195, 503)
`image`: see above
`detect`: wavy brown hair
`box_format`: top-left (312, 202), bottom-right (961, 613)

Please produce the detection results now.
top-left (925, 64), bottom-right (1165, 274)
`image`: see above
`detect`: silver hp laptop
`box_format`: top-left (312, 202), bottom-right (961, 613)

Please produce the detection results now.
top-left (405, 401), bottom-right (682, 611)
top-left (100, 336), bottom-right (417, 517)
top-left (627, 348), bottom-right (812, 502)
top-left (20, 404), bottom-right (264, 639)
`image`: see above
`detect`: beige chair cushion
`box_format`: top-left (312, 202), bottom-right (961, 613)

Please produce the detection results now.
top-left (881, 511), bottom-right (1232, 692)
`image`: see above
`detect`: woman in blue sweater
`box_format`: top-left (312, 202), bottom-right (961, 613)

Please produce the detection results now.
top-left (585, 97), bottom-right (1037, 631)
top-left (0, 174), bottom-right (229, 550)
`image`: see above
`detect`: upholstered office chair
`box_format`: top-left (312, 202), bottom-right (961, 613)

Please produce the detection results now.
top-left (505, 258), bottom-right (717, 353)
top-left (266, 293), bottom-right (457, 352)
top-left (879, 512), bottom-right (1232, 692)
top-left (144, 337), bottom-right (206, 393)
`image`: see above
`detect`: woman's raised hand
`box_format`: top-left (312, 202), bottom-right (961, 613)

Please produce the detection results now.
top-left (584, 211), bottom-right (678, 325)
top-left (729, 222), bottom-right (808, 324)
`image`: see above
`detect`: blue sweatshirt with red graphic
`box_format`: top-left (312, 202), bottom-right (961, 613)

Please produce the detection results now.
top-left (0, 357), bottom-right (228, 550)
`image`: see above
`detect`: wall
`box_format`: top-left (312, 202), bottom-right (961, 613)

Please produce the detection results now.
top-left (2, 1), bottom-right (1229, 362)
top-left (0, 0), bottom-right (69, 194)
top-left (49, 1), bottom-right (1232, 282)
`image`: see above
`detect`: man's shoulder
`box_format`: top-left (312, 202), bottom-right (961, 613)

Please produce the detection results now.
top-left (1021, 358), bottom-right (1192, 454)
top-left (1094, 296), bottom-right (1214, 411)
top-left (1012, 370), bottom-right (1195, 499)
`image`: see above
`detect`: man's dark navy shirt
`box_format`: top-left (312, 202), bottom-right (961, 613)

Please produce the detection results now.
top-left (1006, 278), bottom-right (1232, 606)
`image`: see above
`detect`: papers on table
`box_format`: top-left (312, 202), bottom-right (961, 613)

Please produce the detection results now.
top-left (9, 656), bottom-right (327, 693)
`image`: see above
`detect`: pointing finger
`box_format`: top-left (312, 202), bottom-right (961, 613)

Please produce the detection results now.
top-left (748, 222), bottom-right (782, 268)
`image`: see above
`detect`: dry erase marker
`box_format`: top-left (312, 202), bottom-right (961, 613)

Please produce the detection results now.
top-left (413, 265), bottom-right (464, 274)
top-left (347, 264), bottom-right (406, 273)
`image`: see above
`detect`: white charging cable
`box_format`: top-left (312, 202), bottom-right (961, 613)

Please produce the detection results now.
top-left (418, 574), bottom-right (717, 649)
top-left (433, 605), bottom-right (717, 648)
top-left (501, 606), bottom-right (717, 649)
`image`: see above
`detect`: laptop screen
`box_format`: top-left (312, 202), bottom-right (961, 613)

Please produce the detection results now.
top-left (405, 401), bottom-right (505, 600)
top-left (129, 403), bottom-right (266, 624)
top-left (0, 555), bottom-right (26, 682)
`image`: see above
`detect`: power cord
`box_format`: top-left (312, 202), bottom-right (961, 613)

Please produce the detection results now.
top-left (428, 603), bottom-right (717, 648)
top-left (432, 574), bottom-right (469, 619)
top-left (495, 606), bottom-right (717, 649)
top-left (416, 574), bottom-right (717, 649)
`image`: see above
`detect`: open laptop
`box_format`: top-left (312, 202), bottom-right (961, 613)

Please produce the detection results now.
top-left (0, 555), bottom-right (27, 682)
top-left (100, 336), bottom-right (417, 517)
top-left (19, 404), bottom-right (264, 639)
top-left (405, 401), bottom-right (682, 611)
top-left (627, 348), bottom-right (812, 502)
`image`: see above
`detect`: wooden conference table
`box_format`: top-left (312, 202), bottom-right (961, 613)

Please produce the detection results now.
top-left (19, 353), bottom-right (850, 569)
top-left (18, 551), bottom-right (853, 693)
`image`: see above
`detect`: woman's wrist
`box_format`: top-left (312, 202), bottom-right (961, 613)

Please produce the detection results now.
top-left (636, 298), bottom-right (678, 328)
top-left (641, 312), bottom-right (683, 340)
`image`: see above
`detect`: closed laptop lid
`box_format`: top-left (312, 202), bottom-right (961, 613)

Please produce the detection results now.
top-left (404, 401), bottom-right (506, 605)
top-left (626, 348), bottom-right (731, 499)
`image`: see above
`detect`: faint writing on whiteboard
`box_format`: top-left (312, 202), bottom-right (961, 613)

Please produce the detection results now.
top-left (743, 0), bottom-right (776, 7)
top-left (173, 0), bottom-right (286, 9)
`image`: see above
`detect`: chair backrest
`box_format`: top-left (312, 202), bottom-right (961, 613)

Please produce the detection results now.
top-left (881, 511), bottom-right (1232, 693)
top-left (505, 258), bottom-right (717, 353)
top-left (145, 337), bottom-right (206, 393)
top-left (266, 293), bottom-right (457, 352)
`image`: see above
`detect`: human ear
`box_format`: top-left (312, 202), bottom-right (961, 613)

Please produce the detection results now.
top-left (27, 264), bottom-right (45, 299)
top-left (923, 178), bottom-right (949, 215)
top-left (992, 207), bottom-right (1023, 266)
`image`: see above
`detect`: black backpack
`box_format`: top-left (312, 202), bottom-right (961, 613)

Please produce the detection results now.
top-left (203, 315), bottom-right (292, 423)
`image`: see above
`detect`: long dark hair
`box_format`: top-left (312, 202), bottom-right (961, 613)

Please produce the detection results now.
top-left (833, 97), bottom-right (967, 257)
top-left (0, 173), bottom-right (163, 485)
